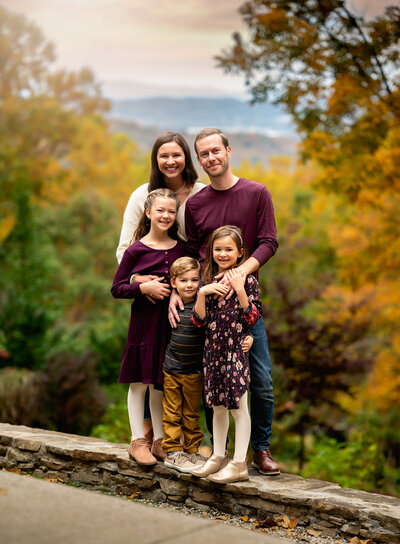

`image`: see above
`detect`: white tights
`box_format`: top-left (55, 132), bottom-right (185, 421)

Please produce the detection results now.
top-left (127, 383), bottom-right (163, 440)
top-left (212, 391), bottom-right (250, 462)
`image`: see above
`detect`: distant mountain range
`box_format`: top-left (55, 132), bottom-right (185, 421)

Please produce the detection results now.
top-left (109, 97), bottom-right (296, 138)
top-left (109, 119), bottom-right (297, 168)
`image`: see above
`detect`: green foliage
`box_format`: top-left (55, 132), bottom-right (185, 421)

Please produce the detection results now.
top-left (91, 398), bottom-right (131, 444)
top-left (0, 188), bottom-right (60, 369)
top-left (303, 434), bottom-right (385, 492)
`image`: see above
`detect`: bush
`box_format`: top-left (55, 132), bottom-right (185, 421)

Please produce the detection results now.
top-left (0, 367), bottom-right (42, 425)
top-left (35, 351), bottom-right (107, 435)
top-left (302, 433), bottom-right (385, 492)
top-left (0, 352), bottom-right (107, 436)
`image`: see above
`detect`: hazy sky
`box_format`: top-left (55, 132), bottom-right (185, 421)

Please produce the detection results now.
top-left (1, 0), bottom-right (397, 98)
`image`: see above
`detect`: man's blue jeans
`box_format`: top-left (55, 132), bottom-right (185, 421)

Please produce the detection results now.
top-left (204, 317), bottom-right (274, 452)
top-left (248, 317), bottom-right (274, 451)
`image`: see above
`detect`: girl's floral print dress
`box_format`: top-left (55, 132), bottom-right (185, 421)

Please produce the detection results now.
top-left (191, 275), bottom-right (262, 409)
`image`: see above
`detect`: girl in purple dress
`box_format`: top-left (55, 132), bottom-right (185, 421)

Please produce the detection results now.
top-left (191, 225), bottom-right (262, 483)
top-left (111, 188), bottom-right (186, 466)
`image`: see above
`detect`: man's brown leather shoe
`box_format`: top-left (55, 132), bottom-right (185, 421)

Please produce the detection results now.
top-left (251, 450), bottom-right (280, 475)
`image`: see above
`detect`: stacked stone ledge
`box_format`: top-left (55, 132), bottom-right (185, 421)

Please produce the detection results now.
top-left (1, 423), bottom-right (399, 543)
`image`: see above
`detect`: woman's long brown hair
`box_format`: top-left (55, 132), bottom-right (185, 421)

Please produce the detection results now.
top-left (202, 225), bottom-right (249, 284)
top-left (148, 132), bottom-right (198, 191)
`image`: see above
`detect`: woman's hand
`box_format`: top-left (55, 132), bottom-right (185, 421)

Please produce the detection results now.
top-left (140, 277), bottom-right (171, 300)
top-left (226, 268), bottom-right (246, 292)
top-left (200, 282), bottom-right (229, 297)
top-left (241, 335), bottom-right (254, 353)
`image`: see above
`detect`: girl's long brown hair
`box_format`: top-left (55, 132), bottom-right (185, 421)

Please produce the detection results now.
top-left (133, 188), bottom-right (180, 242)
top-left (202, 225), bottom-right (249, 284)
top-left (148, 132), bottom-right (198, 191)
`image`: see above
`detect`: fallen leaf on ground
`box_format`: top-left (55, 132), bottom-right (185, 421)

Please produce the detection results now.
top-left (128, 492), bottom-right (140, 499)
top-left (9, 468), bottom-right (20, 474)
top-left (280, 513), bottom-right (291, 528)
top-left (216, 515), bottom-right (228, 520)
top-left (0, 489), bottom-right (7, 496)
top-left (290, 517), bottom-right (299, 529)
top-left (241, 516), bottom-right (249, 522)
top-left (203, 512), bottom-right (209, 518)
top-left (307, 529), bottom-right (322, 537)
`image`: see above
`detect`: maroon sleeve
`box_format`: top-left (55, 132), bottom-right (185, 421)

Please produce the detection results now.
top-left (184, 198), bottom-right (200, 259)
top-left (251, 186), bottom-right (278, 267)
top-left (241, 275), bottom-right (262, 324)
top-left (110, 247), bottom-right (143, 299)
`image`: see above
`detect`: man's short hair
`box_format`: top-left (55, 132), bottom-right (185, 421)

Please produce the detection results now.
top-left (194, 128), bottom-right (229, 154)
top-left (169, 257), bottom-right (201, 280)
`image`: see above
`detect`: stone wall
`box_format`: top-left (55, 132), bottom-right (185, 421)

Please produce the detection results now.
top-left (1, 423), bottom-right (399, 543)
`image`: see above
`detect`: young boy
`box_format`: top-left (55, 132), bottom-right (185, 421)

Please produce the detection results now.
top-left (162, 257), bottom-right (206, 473)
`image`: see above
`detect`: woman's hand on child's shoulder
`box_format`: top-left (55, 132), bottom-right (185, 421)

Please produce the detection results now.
top-left (200, 282), bottom-right (229, 297)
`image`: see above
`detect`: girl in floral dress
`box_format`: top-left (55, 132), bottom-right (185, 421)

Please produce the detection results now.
top-left (191, 225), bottom-right (262, 483)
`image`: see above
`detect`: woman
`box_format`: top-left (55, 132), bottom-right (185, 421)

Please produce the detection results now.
top-left (117, 132), bottom-right (205, 263)
top-left (116, 132), bottom-right (205, 451)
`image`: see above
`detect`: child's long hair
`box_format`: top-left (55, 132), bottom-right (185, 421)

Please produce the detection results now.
top-left (202, 225), bottom-right (248, 284)
top-left (133, 188), bottom-right (180, 242)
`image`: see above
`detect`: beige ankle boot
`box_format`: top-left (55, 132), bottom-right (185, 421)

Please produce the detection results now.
top-left (208, 460), bottom-right (249, 483)
top-left (191, 454), bottom-right (228, 478)
top-left (128, 438), bottom-right (157, 465)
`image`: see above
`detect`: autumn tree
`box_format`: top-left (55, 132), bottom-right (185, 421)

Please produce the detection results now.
top-left (0, 6), bottom-right (147, 390)
top-left (220, 1), bottom-right (400, 474)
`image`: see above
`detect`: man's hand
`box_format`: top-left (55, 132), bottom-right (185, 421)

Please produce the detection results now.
top-left (169, 289), bottom-right (184, 328)
top-left (241, 335), bottom-right (254, 353)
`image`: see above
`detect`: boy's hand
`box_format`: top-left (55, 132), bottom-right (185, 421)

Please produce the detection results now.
top-left (169, 289), bottom-right (184, 328)
top-left (241, 335), bottom-right (254, 353)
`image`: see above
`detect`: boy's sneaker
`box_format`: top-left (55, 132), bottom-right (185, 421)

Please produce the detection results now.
top-left (188, 452), bottom-right (207, 468)
top-left (164, 452), bottom-right (197, 473)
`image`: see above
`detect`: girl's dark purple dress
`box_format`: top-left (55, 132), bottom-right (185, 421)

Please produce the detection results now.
top-left (111, 239), bottom-right (186, 385)
top-left (191, 275), bottom-right (262, 410)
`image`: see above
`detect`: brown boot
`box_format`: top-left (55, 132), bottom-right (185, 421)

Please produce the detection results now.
top-left (144, 429), bottom-right (154, 449)
top-left (128, 438), bottom-right (157, 465)
top-left (151, 438), bottom-right (166, 461)
top-left (251, 450), bottom-right (280, 475)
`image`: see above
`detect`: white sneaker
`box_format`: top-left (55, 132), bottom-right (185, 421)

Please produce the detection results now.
top-left (188, 452), bottom-right (207, 468)
top-left (164, 452), bottom-right (197, 473)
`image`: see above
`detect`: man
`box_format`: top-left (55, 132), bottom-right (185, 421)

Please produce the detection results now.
top-left (170, 127), bottom-right (280, 475)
